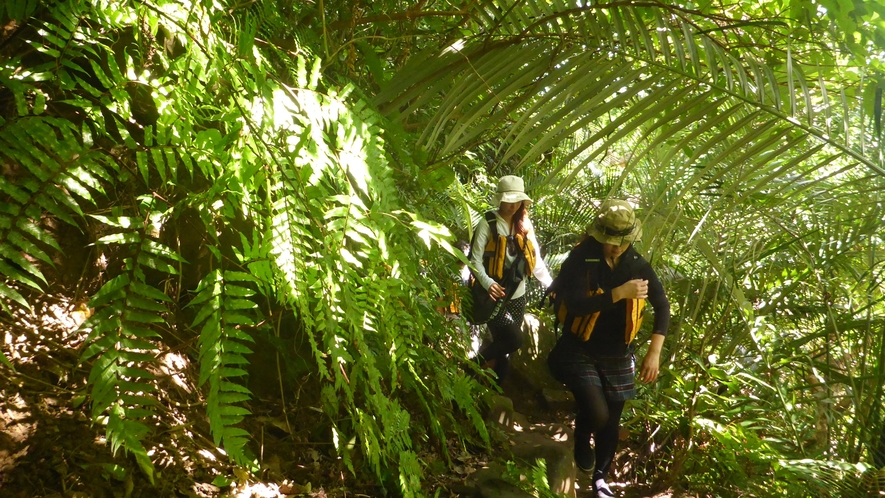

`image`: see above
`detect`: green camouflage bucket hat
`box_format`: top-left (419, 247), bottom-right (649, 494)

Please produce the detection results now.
top-left (586, 199), bottom-right (643, 245)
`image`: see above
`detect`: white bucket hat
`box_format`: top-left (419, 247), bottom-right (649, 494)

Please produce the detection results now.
top-left (492, 175), bottom-right (533, 206)
top-left (586, 199), bottom-right (643, 245)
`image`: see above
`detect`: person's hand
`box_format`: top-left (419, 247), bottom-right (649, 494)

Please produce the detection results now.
top-left (639, 351), bottom-right (660, 383)
top-left (488, 283), bottom-right (506, 301)
top-left (615, 279), bottom-right (648, 301)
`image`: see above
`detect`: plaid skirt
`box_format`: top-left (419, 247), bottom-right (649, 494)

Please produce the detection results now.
top-left (547, 335), bottom-right (636, 402)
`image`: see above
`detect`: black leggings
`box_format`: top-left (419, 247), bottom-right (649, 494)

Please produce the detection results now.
top-left (572, 381), bottom-right (626, 480)
top-left (477, 296), bottom-right (526, 383)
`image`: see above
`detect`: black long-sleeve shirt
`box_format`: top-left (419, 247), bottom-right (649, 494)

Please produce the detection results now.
top-left (557, 238), bottom-right (670, 357)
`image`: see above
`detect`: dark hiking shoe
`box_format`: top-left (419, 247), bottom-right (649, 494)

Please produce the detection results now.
top-left (573, 443), bottom-right (594, 473)
top-left (593, 478), bottom-right (615, 497)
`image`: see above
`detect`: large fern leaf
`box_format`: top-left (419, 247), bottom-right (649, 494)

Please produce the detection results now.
top-left (79, 214), bottom-right (184, 484)
top-left (189, 269), bottom-right (258, 467)
top-left (0, 115), bottom-right (110, 310)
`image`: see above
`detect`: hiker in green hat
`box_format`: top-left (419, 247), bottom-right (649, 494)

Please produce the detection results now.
top-left (546, 199), bottom-right (670, 498)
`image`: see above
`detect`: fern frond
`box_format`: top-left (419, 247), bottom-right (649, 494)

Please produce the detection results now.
top-left (0, 113), bottom-right (112, 315)
top-left (80, 215), bottom-right (181, 484)
top-left (80, 271), bottom-right (163, 484)
top-left (0, 0), bottom-right (38, 21)
top-left (190, 269), bottom-right (258, 467)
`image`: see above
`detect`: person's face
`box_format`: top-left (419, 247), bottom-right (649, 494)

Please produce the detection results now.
top-left (602, 242), bottom-right (630, 259)
top-left (498, 201), bottom-right (523, 218)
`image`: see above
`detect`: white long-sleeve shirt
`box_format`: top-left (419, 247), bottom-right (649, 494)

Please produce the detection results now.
top-left (469, 211), bottom-right (553, 299)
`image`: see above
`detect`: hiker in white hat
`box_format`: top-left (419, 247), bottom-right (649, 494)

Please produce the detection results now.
top-left (545, 199), bottom-right (670, 498)
top-left (467, 175), bottom-right (553, 384)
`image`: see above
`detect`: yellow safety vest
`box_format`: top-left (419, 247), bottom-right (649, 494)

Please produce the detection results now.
top-left (557, 290), bottom-right (646, 344)
top-left (482, 232), bottom-right (537, 280)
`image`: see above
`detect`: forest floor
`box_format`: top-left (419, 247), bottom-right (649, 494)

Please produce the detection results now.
top-left (0, 292), bottom-right (680, 497)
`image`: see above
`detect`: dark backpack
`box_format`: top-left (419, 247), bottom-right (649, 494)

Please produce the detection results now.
top-left (539, 262), bottom-right (570, 337)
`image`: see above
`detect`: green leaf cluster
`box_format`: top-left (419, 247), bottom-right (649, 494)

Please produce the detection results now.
top-left (4, 0), bottom-right (885, 494)
top-left (0, 0), bottom-right (487, 493)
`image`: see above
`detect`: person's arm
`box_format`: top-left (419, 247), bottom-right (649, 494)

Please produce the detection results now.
top-left (641, 263), bottom-right (670, 336)
top-left (639, 263), bottom-right (670, 383)
top-left (639, 333), bottom-right (665, 383)
top-left (468, 216), bottom-right (496, 291)
top-left (470, 215), bottom-right (507, 300)
top-left (527, 226), bottom-right (553, 288)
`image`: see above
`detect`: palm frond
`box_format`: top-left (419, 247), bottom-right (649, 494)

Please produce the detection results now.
top-left (378, 3), bottom-right (882, 180)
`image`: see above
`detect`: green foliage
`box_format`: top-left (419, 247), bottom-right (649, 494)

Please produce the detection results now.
top-left (502, 458), bottom-right (565, 498)
top-left (377, 4), bottom-right (883, 183)
top-left (190, 269), bottom-right (259, 468)
top-left (0, 0), bottom-right (487, 492)
top-left (368, 1), bottom-right (885, 492)
top-left (0, 0), bottom-right (38, 21)
top-left (80, 208), bottom-right (185, 485)
top-left (3, 0), bottom-right (885, 494)
top-left (0, 117), bottom-right (67, 309)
